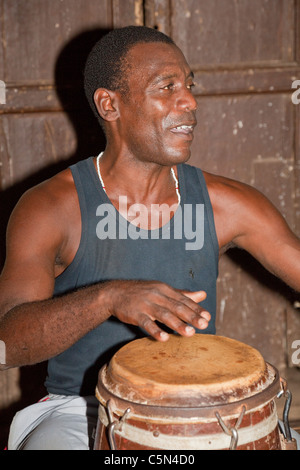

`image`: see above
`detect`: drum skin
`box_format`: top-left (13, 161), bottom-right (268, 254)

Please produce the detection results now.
top-left (94, 335), bottom-right (283, 450)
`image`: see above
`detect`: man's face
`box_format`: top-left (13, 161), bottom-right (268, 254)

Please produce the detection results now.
top-left (116, 42), bottom-right (197, 166)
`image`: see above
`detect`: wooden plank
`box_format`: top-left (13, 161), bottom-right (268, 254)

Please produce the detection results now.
top-left (112, 0), bottom-right (143, 27)
top-left (193, 67), bottom-right (300, 97)
top-left (0, 112), bottom-right (77, 189)
top-left (1, 66), bottom-right (299, 115)
top-left (144, 0), bottom-right (171, 34)
top-left (1, 0), bottom-right (113, 84)
top-left (170, 0), bottom-right (296, 67)
top-left (0, 86), bottom-right (61, 114)
top-left (189, 93), bottom-right (294, 191)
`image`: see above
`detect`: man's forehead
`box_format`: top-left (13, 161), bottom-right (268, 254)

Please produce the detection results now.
top-left (149, 69), bottom-right (195, 87)
top-left (126, 42), bottom-right (192, 82)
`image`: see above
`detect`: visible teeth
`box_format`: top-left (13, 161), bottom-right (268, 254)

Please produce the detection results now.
top-left (175, 125), bottom-right (192, 130)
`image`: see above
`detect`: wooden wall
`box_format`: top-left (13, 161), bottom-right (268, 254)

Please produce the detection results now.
top-left (0, 0), bottom-right (300, 447)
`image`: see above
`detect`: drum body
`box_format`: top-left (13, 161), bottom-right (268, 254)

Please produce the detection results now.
top-left (94, 335), bottom-right (288, 450)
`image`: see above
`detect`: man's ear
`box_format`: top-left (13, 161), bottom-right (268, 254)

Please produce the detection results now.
top-left (93, 88), bottom-right (120, 122)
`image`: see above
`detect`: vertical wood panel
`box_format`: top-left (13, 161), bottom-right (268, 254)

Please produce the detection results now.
top-left (1, 0), bottom-right (114, 84)
top-left (112, 0), bottom-right (144, 27)
top-left (171, 0), bottom-right (296, 66)
top-left (144, 0), bottom-right (171, 34)
top-left (0, 113), bottom-right (77, 189)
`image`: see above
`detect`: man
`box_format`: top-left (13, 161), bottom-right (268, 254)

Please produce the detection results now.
top-left (1, 26), bottom-right (299, 450)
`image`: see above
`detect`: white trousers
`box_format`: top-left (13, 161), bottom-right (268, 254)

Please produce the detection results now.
top-left (8, 394), bottom-right (300, 450)
top-left (8, 394), bottom-right (99, 450)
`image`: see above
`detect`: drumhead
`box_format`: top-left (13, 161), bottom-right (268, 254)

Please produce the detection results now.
top-left (101, 334), bottom-right (276, 407)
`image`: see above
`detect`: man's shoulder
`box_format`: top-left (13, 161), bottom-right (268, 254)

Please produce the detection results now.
top-left (182, 163), bottom-right (250, 192)
top-left (202, 170), bottom-right (278, 233)
top-left (181, 163), bottom-right (253, 203)
top-left (202, 171), bottom-right (259, 204)
top-left (13, 166), bottom-right (78, 224)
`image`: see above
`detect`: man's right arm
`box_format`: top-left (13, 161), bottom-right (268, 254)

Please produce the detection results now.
top-left (0, 177), bottom-right (210, 370)
top-left (0, 180), bottom-right (115, 369)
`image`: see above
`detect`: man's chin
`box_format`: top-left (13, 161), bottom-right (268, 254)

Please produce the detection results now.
top-left (167, 147), bottom-right (192, 165)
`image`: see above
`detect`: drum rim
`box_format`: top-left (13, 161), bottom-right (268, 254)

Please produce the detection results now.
top-left (95, 362), bottom-right (281, 420)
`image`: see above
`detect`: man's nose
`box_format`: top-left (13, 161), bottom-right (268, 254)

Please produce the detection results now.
top-left (177, 87), bottom-right (197, 112)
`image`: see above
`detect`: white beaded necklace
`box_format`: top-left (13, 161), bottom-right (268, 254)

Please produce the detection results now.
top-left (96, 151), bottom-right (181, 205)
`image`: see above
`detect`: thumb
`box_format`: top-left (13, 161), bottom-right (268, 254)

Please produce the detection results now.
top-left (182, 290), bottom-right (207, 303)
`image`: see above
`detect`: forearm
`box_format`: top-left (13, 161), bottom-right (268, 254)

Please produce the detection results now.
top-left (0, 279), bottom-right (211, 370)
top-left (0, 282), bottom-right (112, 369)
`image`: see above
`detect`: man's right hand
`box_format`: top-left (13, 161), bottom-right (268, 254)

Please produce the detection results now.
top-left (106, 280), bottom-right (210, 341)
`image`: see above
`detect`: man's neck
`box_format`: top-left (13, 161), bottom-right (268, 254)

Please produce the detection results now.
top-left (94, 149), bottom-right (180, 229)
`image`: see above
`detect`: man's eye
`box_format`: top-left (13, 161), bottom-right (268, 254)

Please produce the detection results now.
top-left (187, 82), bottom-right (196, 90)
top-left (162, 83), bottom-right (174, 90)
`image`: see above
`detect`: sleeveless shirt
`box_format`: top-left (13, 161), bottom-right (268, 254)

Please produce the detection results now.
top-left (45, 157), bottom-right (219, 396)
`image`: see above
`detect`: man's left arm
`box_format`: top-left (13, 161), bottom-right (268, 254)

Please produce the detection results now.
top-left (230, 183), bottom-right (300, 292)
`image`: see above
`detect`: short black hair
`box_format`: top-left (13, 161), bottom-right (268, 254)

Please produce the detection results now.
top-left (84, 25), bottom-right (175, 126)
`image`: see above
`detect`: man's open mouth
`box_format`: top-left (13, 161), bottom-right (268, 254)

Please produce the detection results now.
top-left (170, 124), bottom-right (195, 137)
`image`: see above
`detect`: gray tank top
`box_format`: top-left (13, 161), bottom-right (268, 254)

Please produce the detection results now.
top-left (45, 157), bottom-right (219, 396)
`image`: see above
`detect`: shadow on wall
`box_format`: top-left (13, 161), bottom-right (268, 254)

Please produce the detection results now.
top-left (0, 27), bottom-right (109, 448)
top-left (0, 27), bottom-right (110, 266)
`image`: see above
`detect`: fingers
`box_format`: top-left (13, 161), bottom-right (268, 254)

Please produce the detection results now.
top-left (109, 280), bottom-right (211, 342)
top-left (138, 311), bottom-right (195, 342)
top-left (139, 287), bottom-right (211, 340)
top-left (182, 290), bottom-right (207, 302)
top-left (137, 313), bottom-right (170, 341)
top-left (177, 289), bottom-right (211, 328)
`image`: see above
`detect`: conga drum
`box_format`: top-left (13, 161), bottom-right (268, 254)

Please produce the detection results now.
top-left (94, 334), bottom-right (296, 450)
